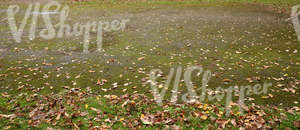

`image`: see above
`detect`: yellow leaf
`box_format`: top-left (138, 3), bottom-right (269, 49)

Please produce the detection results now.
top-left (140, 114), bottom-right (145, 119)
top-left (200, 115), bottom-right (208, 120)
top-left (203, 106), bottom-right (207, 110)
top-left (111, 95), bottom-right (118, 99)
top-left (85, 104), bottom-right (88, 109)
top-left (219, 111), bottom-right (224, 115)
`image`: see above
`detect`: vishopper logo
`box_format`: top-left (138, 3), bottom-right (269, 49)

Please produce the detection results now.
top-left (6, 1), bottom-right (130, 53)
top-left (291, 5), bottom-right (300, 41)
top-left (148, 66), bottom-right (272, 116)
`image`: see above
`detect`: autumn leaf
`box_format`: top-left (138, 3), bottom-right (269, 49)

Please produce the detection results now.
top-left (0, 114), bottom-right (16, 119)
top-left (200, 115), bottom-right (208, 120)
top-left (223, 78), bottom-right (233, 82)
top-left (140, 114), bottom-right (153, 125)
top-left (138, 57), bottom-right (145, 61)
top-left (294, 121), bottom-right (300, 128)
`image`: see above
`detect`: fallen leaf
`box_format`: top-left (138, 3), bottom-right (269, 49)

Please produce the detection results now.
top-left (223, 79), bottom-right (233, 82)
top-left (140, 114), bottom-right (153, 125)
top-left (138, 57), bottom-right (145, 61)
top-left (200, 115), bottom-right (208, 120)
top-left (1, 93), bottom-right (10, 98)
top-left (294, 121), bottom-right (300, 128)
top-left (90, 107), bottom-right (102, 114)
top-left (0, 114), bottom-right (16, 119)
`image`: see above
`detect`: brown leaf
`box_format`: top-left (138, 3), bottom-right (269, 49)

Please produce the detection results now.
top-left (46, 127), bottom-right (56, 130)
top-left (56, 113), bottom-right (61, 120)
top-left (121, 100), bottom-right (129, 108)
top-left (294, 121), bottom-right (300, 128)
top-left (79, 112), bottom-right (88, 117)
top-left (223, 78), bottom-right (233, 82)
top-left (0, 114), bottom-right (16, 119)
top-left (140, 114), bottom-right (153, 125)
top-left (138, 57), bottom-right (145, 61)
top-left (73, 123), bottom-right (80, 130)
top-left (1, 93), bottom-right (10, 98)
top-left (268, 94), bottom-right (273, 98)
top-left (96, 79), bottom-right (101, 85)
top-left (3, 126), bottom-right (11, 130)
top-left (285, 127), bottom-right (292, 130)
top-left (263, 65), bottom-right (271, 69)
top-left (246, 78), bottom-right (253, 83)
top-left (90, 107), bottom-right (102, 114)
top-left (97, 79), bottom-right (106, 86)
top-left (171, 125), bottom-right (181, 130)
top-left (230, 119), bottom-right (237, 127)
